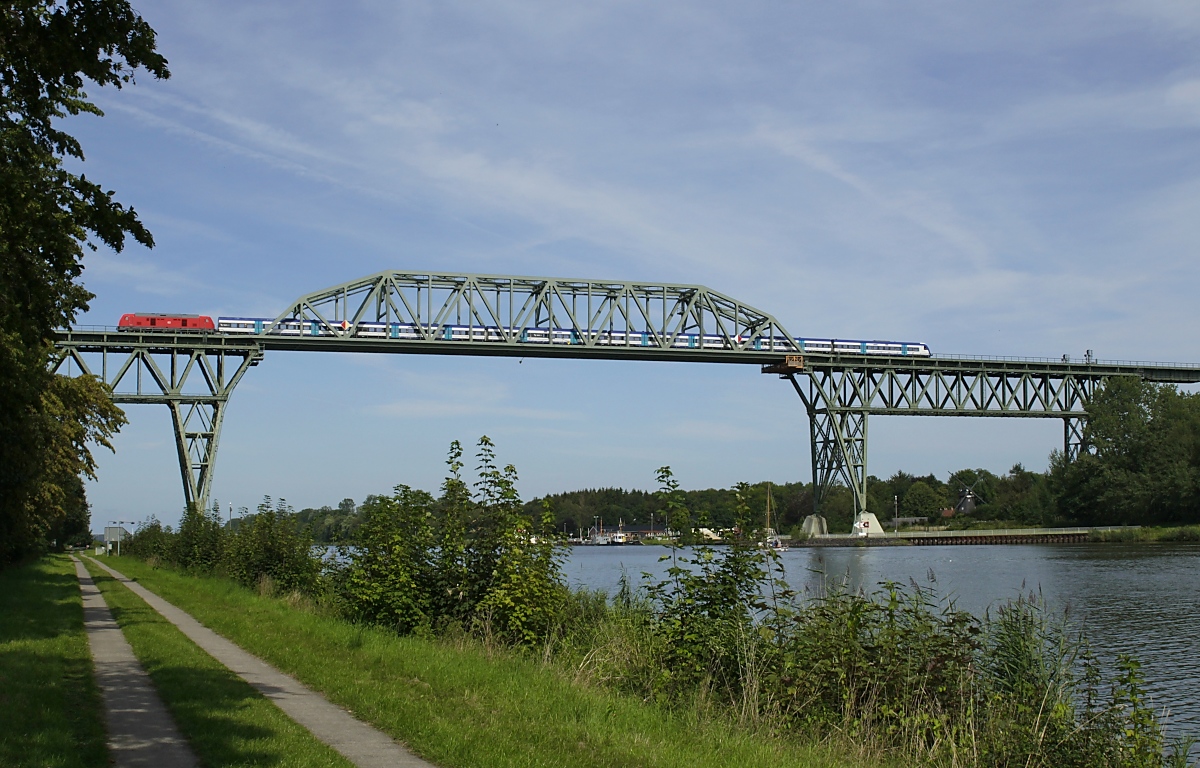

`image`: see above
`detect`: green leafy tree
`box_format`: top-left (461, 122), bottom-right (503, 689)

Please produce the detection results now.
top-left (433, 440), bottom-right (471, 622)
top-left (3, 374), bottom-right (125, 558)
top-left (1052, 377), bottom-right (1200, 526)
top-left (224, 496), bottom-right (319, 595)
top-left (471, 436), bottom-right (566, 645)
top-left (990, 463), bottom-right (1056, 524)
top-left (1, 1), bottom-right (168, 565)
top-left (124, 515), bottom-right (170, 560)
top-left (172, 500), bottom-right (223, 572)
top-left (901, 480), bottom-right (942, 519)
top-left (341, 486), bottom-right (435, 631)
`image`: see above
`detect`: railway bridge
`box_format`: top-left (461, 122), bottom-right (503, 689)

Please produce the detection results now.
top-left (51, 270), bottom-right (1200, 529)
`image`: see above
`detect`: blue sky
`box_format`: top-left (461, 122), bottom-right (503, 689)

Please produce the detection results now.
top-left (73, 0), bottom-right (1200, 527)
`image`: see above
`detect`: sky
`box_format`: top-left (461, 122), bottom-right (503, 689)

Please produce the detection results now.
top-left (71, 0), bottom-right (1200, 529)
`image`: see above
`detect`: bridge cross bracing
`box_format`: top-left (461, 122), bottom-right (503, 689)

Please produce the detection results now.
top-left (52, 270), bottom-right (1200, 530)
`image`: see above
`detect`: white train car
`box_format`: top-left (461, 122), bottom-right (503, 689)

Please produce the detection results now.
top-left (215, 318), bottom-right (931, 357)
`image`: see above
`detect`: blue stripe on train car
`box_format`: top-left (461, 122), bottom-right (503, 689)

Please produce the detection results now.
top-left (254, 320), bottom-right (263, 334)
top-left (860, 342), bottom-right (867, 354)
top-left (443, 327), bottom-right (453, 340)
top-left (901, 343), bottom-right (908, 355)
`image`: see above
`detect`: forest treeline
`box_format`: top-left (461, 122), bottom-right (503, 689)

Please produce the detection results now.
top-left (289, 377), bottom-right (1200, 542)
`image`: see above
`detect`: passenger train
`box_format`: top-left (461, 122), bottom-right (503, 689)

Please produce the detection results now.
top-left (116, 313), bottom-right (932, 356)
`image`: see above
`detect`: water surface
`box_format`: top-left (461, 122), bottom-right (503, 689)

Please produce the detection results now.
top-left (564, 542), bottom-right (1200, 735)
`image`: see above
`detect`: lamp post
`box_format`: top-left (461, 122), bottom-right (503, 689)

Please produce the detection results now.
top-left (108, 520), bottom-right (135, 556)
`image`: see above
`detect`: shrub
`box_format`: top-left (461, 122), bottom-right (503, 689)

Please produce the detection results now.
top-left (645, 475), bottom-right (771, 701)
top-left (124, 516), bottom-right (172, 561)
top-left (470, 439), bottom-right (567, 645)
top-left (223, 497), bottom-right (320, 595)
top-left (335, 437), bottom-right (568, 648)
top-left (172, 503), bottom-right (223, 571)
top-left (340, 486), bottom-right (435, 632)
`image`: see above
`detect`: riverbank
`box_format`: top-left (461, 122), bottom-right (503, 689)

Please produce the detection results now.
top-left (792, 524), bottom-right (1200, 546)
top-left (97, 555), bottom-right (874, 768)
top-left (1087, 524), bottom-right (1200, 542)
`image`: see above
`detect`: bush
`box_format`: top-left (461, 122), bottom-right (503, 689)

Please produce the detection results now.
top-left (223, 497), bottom-right (320, 595)
top-left (340, 486), bottom-right (435, 632)
top-left (172, 503), bottom-right (223, 571)
top-left (124, 516), bottom-right (172, 561)
top-left (337, 438), bottom-right (568, 647)
top-left (645, 475), bottom-right (771, 701)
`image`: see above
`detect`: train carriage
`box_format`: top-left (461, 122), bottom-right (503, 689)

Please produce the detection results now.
top-left (132, 314), bottom-right (931, 357)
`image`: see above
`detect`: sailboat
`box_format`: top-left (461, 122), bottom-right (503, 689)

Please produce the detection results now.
top-left (763, 483), bottom-right (789, 552)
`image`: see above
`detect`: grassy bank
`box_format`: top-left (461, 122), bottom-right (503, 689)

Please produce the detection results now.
top-left (1089, 525), bottom-right (1200, 543)
top-left (0, 555), bottom-right (106, 768)
top-left (81, 559), bottom-right (352, 768)
top-left (100, 555), bottom-right (867, 768)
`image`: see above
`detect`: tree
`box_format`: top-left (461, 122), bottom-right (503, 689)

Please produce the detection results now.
top-left (1, 1), bottom-right (168, 564)
top-left (1, 365), bottom-right (125, 560)
top-left (1051, 377), bottom-right (1200, 526)
top-left (342, 487), bottom-right (435, 632)
top-left (901, 481), bottom-right (942, 519)
top-left (224, 497), bottom-right (319, 595)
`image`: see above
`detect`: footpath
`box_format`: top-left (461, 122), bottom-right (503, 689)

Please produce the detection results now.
top-left (71, 555), bottom-right (197, 767)
top-left (76, 556), bottom-right (435, 768)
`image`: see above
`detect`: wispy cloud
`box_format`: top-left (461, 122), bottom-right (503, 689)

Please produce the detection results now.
top-left (750, 123), bottom-right (991, 267)
top-left (84, 252), bottom-right (200, 298)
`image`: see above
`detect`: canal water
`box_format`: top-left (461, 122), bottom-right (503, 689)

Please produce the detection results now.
top-left (564, 543), bottom-right (1200, 736)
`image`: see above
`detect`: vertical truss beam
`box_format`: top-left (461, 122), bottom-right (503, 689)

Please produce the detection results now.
top-left (1064, 416), bottom-right (1089, 461)
top-left (809, 409), bottom-right (869, 518)
top-left (788, 372), bottom-right (870, 521)
top-left (168, 400), bottom-right (230, 512)
top-left (51, 333), bottom-right (263, 512)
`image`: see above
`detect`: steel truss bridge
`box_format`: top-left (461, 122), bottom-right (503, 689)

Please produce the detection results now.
top-left (52, 270), bottom-right (1200, 528)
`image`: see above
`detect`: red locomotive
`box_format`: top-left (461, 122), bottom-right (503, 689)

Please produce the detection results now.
top-left (117, 313), bottom-right (215, 331)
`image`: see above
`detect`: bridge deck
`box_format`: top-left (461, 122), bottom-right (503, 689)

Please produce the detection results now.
top-left (52, 328), bottom-right (1200, 382)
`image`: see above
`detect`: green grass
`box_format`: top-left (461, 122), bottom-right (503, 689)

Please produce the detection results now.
top-left (1088, 525), bottom-right (1200, 542)
top-left (80, 558), bottom-right (353, 768)
top-left (102, 555), bottom-right (864, 768)
top-left (0, 555), bottom-right (106, 768)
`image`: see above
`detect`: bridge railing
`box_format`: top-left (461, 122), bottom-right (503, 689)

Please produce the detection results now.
top-left (934, 353), bottom-right (1200, 370)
